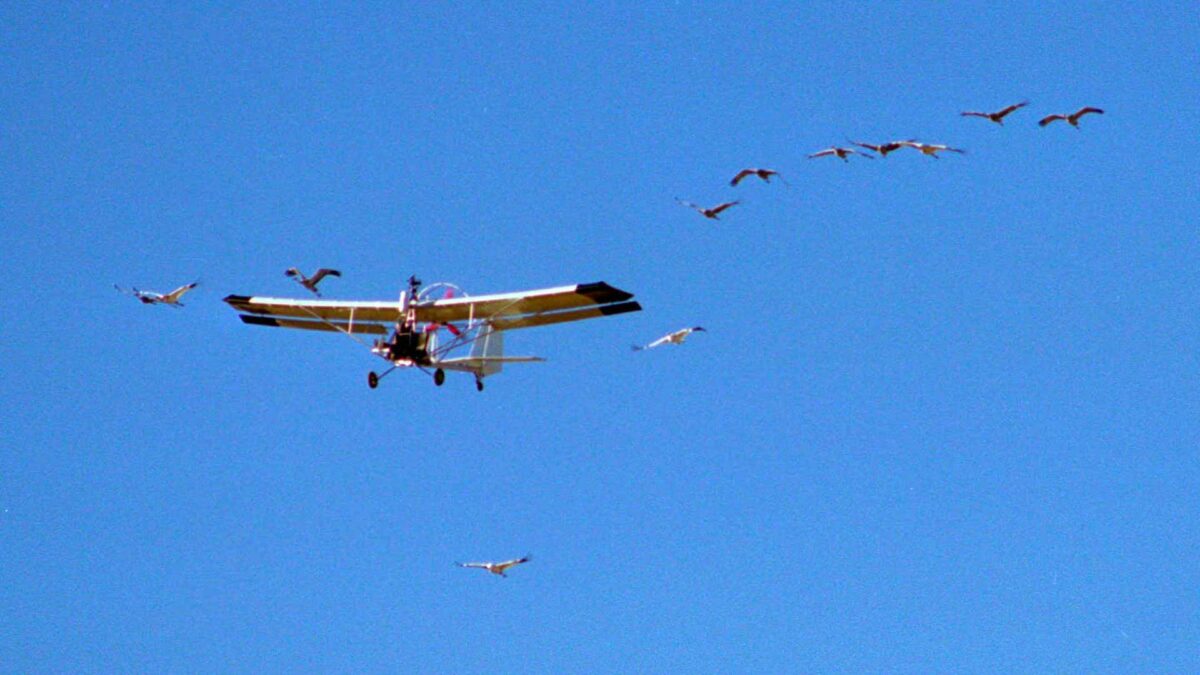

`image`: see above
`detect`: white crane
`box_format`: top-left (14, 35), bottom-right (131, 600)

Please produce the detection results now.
top-left (455, 555), bottom-right (531, 578)
top-left (114, 281), bottom-right (198, 307)
top-left (632, 326), bottom-right (706, 351)
top-left (899, 141), bottom-right (967, 158)
top-left (808, 146), bottom-right (873, 162)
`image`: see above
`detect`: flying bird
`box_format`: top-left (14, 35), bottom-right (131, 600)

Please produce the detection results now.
top-left (456, 555), bottom-right (531, 578)
top-left (730, 168), bottom-right (780, 186)
top-left (632, 326), bottom-right (706, 351)
top-left (808, 146), bottom-right (873, 162)
top-left (1038, 107), bottom-right (1105, 128)
top-left (676, 199), bottom-right (740, 220)
top-left (960, 101), bottom-right (1030, 125)
top-left (849, 139), bottom-right (912, 157)
top-left (899, 141), bottom-right (966, 158)
top-left (285, 267), bottom-right (342, 296)
top-left (114, 281), bottom-right (199, 307)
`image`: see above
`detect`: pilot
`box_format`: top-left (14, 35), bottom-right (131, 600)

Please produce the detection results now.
top-left (387, 328), bottom-right (406, 361)
top-left (385, 325), bottom-right (422, 362)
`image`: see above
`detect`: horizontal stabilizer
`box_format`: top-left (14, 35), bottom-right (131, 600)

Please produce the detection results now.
top-left (440, 356), bottom-right (546, 365)
top-left (437, 355), bottom-right (545, 374)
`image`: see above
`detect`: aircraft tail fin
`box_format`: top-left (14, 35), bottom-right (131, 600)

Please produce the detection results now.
top-left (471, 323), bottom-right (505, 376)
top-left (434, 323), bottom-right (544, 377)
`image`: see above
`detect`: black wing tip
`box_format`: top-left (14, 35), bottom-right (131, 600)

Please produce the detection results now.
top-left (600, 300), bottom-right (642, 317)
top-left (224, 294), bottom-right (252, 306)
top-left (578, 281), bottom-right (635, 304)
top-left (238, 314), bottom-right (281, 327)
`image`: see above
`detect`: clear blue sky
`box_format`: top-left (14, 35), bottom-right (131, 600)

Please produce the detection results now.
top-left (3, 2), bottom-right (1198, 672)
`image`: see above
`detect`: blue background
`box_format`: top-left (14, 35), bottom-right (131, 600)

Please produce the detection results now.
top-left (2, 3), bottom-right (1198, 672)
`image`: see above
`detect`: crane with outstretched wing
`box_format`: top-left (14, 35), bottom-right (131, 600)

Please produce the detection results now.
top-left (456, 555), bottom-right (531, 578)
top-left (115, 281), bottom-right (199, 307)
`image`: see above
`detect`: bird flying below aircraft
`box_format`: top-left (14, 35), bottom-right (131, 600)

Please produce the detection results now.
top-left (676, 199), bottom-right (740, 220)
top-left (456, 555), bottom-right (531, 578)
top-left (632, 326), bottom-right (706, 351)
top-left (114, 281), bottom-right (199, 307)
top-left (1038, 107), bottom-right (1105, 128)
top-left (960, 100), bottom-right (1030, 125)
top-left (808, 146), bottom-right (873, 162)
top-left (285, 267), bottom-right (342, 296)
top-left (729, 168), bottom-right (781, 186)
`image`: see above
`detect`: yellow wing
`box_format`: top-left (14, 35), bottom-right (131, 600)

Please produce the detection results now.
top-left (225, 282), bottom-right (640, 333)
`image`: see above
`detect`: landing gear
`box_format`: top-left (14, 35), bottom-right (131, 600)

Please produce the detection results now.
top-left (368, 371), bottom-right (379, 389)
top-left (434, 368), bottom-right (446, 386)
top-left (475, 376), bottom-right (484, 392)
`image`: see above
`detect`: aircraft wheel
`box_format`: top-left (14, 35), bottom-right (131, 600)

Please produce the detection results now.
top-left (434, 368), bottom-right (445, 386)
top-left (368, 371), bottom-right (379, 389)
top-left (475, 379), bottom-right (484, 392)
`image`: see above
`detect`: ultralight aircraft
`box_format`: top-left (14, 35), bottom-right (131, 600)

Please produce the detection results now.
top-left (224, 276), bottom-right (641, 391)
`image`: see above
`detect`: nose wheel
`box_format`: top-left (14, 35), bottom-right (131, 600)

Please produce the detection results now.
top-left (433, 368), bottom-right (446, 386)
top-left (475, 376), bottom-right (484, 392)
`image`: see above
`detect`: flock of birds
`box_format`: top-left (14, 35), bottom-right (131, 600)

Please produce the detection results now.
top-left (675, 102), bottom-right (1105, 221)
top-left (114, 267), bottom-right (343, 306)
top-left (116, 100), bottom-right (1104, 579)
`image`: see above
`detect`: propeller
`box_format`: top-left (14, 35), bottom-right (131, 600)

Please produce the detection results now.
top-left (421, 285), bottom-right (464, 337)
